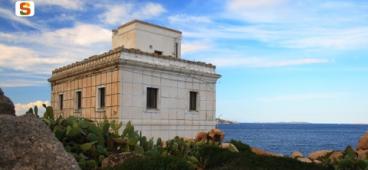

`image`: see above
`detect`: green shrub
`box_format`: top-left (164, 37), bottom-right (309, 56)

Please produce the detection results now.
top-left (112, 155), bottom-right (195, 170)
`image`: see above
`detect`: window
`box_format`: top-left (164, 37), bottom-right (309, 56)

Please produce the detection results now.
top-left (175, 42), bottom-right (179, 58)
top-left (97, 87), bottom-right (105, 109)
top-left (189, 91), bottom-right (198, 111)
top-left (147, 87), bottom-right (158, 109)
top-left (58, 94), bottom-right (64, 110)
top-left (75, 91), bottom-right (82, 110)
top-left (154, 50), bottom-right (162, 55)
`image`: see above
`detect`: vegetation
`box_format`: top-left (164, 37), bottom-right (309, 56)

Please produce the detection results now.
top-left (26, 105), bottom-right (367, 170)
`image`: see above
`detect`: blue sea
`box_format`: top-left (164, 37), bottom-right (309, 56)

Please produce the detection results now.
top-left (218, 123), bottom-right (368, 156)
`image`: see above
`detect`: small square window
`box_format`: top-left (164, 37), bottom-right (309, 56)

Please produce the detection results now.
top-left (154, 50), bottom-right (162, 55)
top-left (147, 87), bottom-right (158, 109)
top-left (189, 91), bottom-right (198, 111)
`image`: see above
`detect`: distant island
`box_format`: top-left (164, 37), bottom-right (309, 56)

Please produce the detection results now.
top-left (216, 118), bottom-right (237, 124)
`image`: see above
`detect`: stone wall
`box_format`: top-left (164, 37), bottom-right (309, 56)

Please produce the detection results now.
top-left (51, 68), bottom-right (121, 121)
top-left (119, 52), bottom-right (219, 140)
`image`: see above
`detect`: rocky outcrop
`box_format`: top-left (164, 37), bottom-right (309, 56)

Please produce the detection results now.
top-left (357, 132), bottom-right (368, 150)
top-left (329, 151), bottom-right (343, 162)
top-left (251, 147), bottom-right (283, 157)
top-left (308, 150), bottom-right (332, 160)
top-left (221, 143), bottom-right (239, 152)
top-left (297, 157), bottom-right (312, 163)
top-left (0, 88), bottom-right (15, 116)
top-left (291, 151), bottom-right (303, 159)
top-left (357, 149), bottom-right (368, 160)
top-left (0, 113), bottom-right (80, 170)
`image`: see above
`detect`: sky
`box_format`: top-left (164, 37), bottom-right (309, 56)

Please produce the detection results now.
top-left (0, 0), bottom-right (367, 123)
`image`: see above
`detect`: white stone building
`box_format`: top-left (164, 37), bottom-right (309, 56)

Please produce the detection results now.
top-left (49, 20), bottom-right (220, 139)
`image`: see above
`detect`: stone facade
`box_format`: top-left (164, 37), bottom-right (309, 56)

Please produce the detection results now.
top-left (49, 20), bottom-right (220, 140)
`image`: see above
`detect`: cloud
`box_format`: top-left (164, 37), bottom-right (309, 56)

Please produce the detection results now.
top-left (205, 56), bottom-right (329, 68)
top-left (181, 41), bottom-right (211, 54)
top-left (0, 23), bottom-right (112, 86)
top-left (15, 100), bottom-right (49, 116)
top-left (168, 15), bottom-right (212, 25)
top-left (1, 23), bottom-right (111, 47)
top-left (99, 2), bottom-right (166, 25)
top-left (40, 23), bottom-right (111, 46)
top-left (0, 7), bottom-right (41, 30)
top-left (0, 44), bottom-right (66, 72)
top-left (225, 0), bottom-right (290, 23)
top-left (31, 0), bottom-right (83, 9)
top-left (0, 79), bottom-right (46, 87)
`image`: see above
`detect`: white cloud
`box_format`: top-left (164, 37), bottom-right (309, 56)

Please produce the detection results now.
top-left (0, 79), bottom-right (46, 87)
top-left (99, 2), bottom-right (166, 25)
top-left (225, 0), bottom-right (290, 23)
top-left (1, 23), bottom-right (111, 48)
top-left (168, 15), bottom-right (212, 25)
top-left (0, 23), bottom-right (112, 83)
top-left (15, 100), bottom-right (49, 116)
top-left (40, 23), bottom-right (111, 46)
top-left (205, 56), bottom-right (329, 68)
top-left (0, 44), bottom-right (66, 72)
top-left (32, 0), bottom-right (83, 9)
top-left (0, 7), bottom-right (41, 30)
top-left (181, 41), bottom-right (211, 54)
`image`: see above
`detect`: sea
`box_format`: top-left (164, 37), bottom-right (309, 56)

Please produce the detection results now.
top-left (218, 123), bottom-right (368, 156)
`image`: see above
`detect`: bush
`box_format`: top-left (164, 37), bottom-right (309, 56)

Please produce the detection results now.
top-left (112, 155), bottom-right (195, 170)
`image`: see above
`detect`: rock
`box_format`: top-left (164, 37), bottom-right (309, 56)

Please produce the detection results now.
top-left (313, 160), bottom-right (322, 164)
top-left (251, 147), bottom-right (283, 157)
top-left (208, 128), bottom-right (224, 142)
top-left (221, 143), bottom-right (239, 152)
top-left (291, 151), bottom-right (303, 159)
top-left (195, 131), bottom-right (208, 141)
top-left (297, 157), bottom-right (312, 163)
top-left (308, 150), bottom-right (332, 160)
top-left (0, 113), bottom-right (80, 170)
top-left (329, 151), bottom-right (343, 161)
top-left (0, 88), bottom-right (15, 116)
top-left (101, 152), bottom-right (140, 169)
top-left (357, 132), bottom-right (368, 150)
top-left (357, 149), bottom-right (368, 160)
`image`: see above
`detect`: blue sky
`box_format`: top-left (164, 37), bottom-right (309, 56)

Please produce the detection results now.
top-left (0, 0), bottom-right (367, 123)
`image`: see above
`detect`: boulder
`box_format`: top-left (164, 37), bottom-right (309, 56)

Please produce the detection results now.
top-left (195, 131), bottom-right (208, 141)
top-left (251, 147), bottom-right (283, 157)
top-left (313, 160), bottom-right (322, 164)
top-left (0, 113), bottom-right (80, 170)
top-left (221, 143), bottom-right (239, 152)
top-left (101, 152), bottom-right (139, 169)
top-left (0, 88), bottom-right (15, 116)
top-left (308, 150), bottom-right (332, 160)
top-left (297, 157), bottom-right (312, 163)
top-left (208, 128), bottom-right (224, 142)
top-left (357, 132), bottom-right (368, 150)
top-left (357, 149), bottom-right (368, 160)
top-left (291, 151), bottom-right (303, 159)
top-left (329, 151), bottom-right (343, 162)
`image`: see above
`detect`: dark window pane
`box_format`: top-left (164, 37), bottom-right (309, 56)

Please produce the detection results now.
top-left (147, 88), bottom-right (158, 109)
top-left (76, 91), bottom-right (82, 110)
top-left (154, 50), bottom-right (162, 55)
top-left (99, 87), bottom-right (105, 108)
top-left (190, 91), bottom-right (197, 111)
top-left (59, 94), bottom-right (63, 110)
